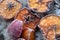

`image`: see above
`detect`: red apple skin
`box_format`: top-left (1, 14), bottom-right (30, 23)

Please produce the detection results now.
top-left (8, 19), bottom-right (23, 38)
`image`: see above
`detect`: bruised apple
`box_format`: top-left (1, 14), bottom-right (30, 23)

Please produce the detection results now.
top-left (16, 8), bottom-right (40, 30)
top-left (0, 0), bottom-right (21, 19)
top-left (39, 14), bottom-right (60, 40)
top-left (28, 0), bottom-right (53, 13)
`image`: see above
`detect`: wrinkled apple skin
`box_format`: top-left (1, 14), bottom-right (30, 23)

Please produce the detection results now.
top-left (8, 19), bottom-right (23, 38)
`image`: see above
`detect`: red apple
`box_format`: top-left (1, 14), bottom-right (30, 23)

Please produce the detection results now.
top-left (8, 19), bottom-right (23, 38)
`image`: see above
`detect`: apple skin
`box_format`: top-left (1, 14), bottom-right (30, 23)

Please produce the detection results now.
top-left (17, 38), bottom-right (25, 40)
top-left (21, 27), bottom-right (35, 40)
top-left (8, 19), bottom-right (23, 38)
